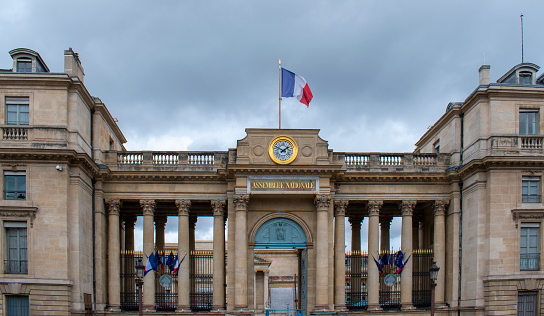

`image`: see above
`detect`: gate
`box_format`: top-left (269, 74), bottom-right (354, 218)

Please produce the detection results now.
top-left (120, 250), bottom-right (141, 311)
top-left (412, 249), bottom-right (432, 307)
top-left (190, 250), bottom-right (213, 311)
top-left (345, 251), bottom-right (367, 310)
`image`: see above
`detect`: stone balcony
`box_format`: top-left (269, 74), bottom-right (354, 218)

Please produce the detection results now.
top-left (339, 152), bottom-right (451, 172)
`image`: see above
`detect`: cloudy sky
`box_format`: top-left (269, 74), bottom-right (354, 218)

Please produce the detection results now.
top-left (2, 1), bottom-right (543, 250)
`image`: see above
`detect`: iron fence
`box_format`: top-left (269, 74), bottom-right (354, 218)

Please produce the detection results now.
top-left (190, 250), bottom-right (213, 311)
top-left (120, 251), bottom-right (141, 311)
top-left (345, 251), bottom-right (367, 310)
top-left (345, 249), bottom-right (433, 310)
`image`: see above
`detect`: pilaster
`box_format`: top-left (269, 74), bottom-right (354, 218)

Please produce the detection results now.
top-left (176, 199), bottom-right (191, 311)
top-left (234, 194), bottom-right (249, 309)
top-left (367, 200), bottom-right (382, 311)
top-left (140, 199), bottom-right (156, 310)
top-left (314, 194), bottom-right (331, 310)
top-left (334, 200), bottom-right (348, 310)
top-left (400, 200), bottom-right (416, 310)
top-left (106, 199), bottom-right (121, 311)
top-left (212, 200), bottom-right (226, 310)
top-left (434, 200), bottom-right (448, 307)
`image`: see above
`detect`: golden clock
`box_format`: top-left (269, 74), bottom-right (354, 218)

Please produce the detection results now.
top-left (269, 135), bottom-right (298, 165)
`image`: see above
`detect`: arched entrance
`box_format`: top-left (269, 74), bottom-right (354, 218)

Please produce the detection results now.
top-left (253, 217), bottom-right (308, 315)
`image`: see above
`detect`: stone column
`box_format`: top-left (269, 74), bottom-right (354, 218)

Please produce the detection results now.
top-left (314, 195), bottom-right (331, 310)
top-left (234, 195), bottom-right (249, 309)
top-left (176, 200), bottom-right (191, 311)
top-left (367, 200), bottom-right (382, 311)
top-left (189, 215), bottom-right (198, 253)
top-left (94, 182), bottom-right (107, 311)
top-left (106, 199), bottom-right (121, 311)
top-left (212, 200), bottom-right (226, 310)
top-left (334, 200), bottom-right (348, 310)
top-left (349, 217), bottom-right (362, 253)
top-left (400, 200), bottom-right (416, 310)
top-left (124, 216), bottom-right (136, 252)
top-left (433, 200), bottom-right (448, 306)
top-left (155, 215), bottom-right (167, 252)
top-left (412, 218), bottom-right (420, 251)
top-left (264, 270), bottom-right (270, 309)
top-left (380, 216), bottom-right (392, 252)
top-left (123, 216), bottom-right (137, 301)
top-left (140, 200), bottom-right (156, 310)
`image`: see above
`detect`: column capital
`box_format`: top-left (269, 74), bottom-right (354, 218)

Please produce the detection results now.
top-left (176, 199), bottom-right (191, 216)
top-left (139, 200), bottom-right (156, 216)
top-left (433, 200), bottom-right (449, 216)
top-left (367, 200), bottom-right (383, 216)
top-left (334, 200), bottom-right (348, 216)
top-left (399, 200), bottom-right (416, 216)
top-left (348, 216), bottom-right (363, 227)
top-left (189, 215), bottom-right (198, 227)
top-left (314, 194), bottom-right (331, 210)
top-left (233, 194), bottom-right (249, 210)
top-left (123, 215), bottom-right (137, 228)
top-left (106, 199), bottom-right (121, 216)
top-left (380, 216), bottom-right (393, 227)
top-left (212, 200), bottom-right (226, 216)
top-left (155, 215), bottom-right (167, 228)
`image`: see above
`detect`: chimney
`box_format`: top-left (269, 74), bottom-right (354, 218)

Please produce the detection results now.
top-left (64, 48), bottom-right (85, 83)
top-left (479, 65), bottom-right (490, 85)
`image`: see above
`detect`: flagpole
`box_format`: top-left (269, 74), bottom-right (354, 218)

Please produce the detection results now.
top-left (279, 59), bottom-right (282, 129)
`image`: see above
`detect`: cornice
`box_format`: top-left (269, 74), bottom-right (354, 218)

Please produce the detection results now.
top-left (225, 164), bottom-right (345, 178)
top-left (459, 156), bottom-right (544, 179)
top-left (339, 173), bottom-right (449, 183)
top-left (0, 149), bottom-right (98, 177)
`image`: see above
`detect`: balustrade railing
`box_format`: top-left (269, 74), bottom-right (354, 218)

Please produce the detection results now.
top-left (153, 153), bottom-right (179, 164)
top-left (413, 154), bottom-right (436, 166)
top-left (188, 153), bottom-right (214, 165)
top-left (2, 127), bottom-right (28, 140)
top-left (344, 153), bottom-right (442, 170)
top-left (380, 155), bottom-right (403, 166)
top-left (118, 153), bottom-right (144, 164)
top-left (345, 154), bottom-right (369, 166)
top-left (520, 136), bottom-right (543, 149)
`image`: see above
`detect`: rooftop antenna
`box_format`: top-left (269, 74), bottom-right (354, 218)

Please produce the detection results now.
top-left (520, 14), bottom-right (524, 63)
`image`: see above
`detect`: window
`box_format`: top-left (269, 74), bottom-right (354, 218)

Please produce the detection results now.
top-left (433, 140), bottom-right (440, 153)
top-left (4, 171), bottom-right (26, 200)
top-left (522, 176), bottom-right (540, 203)
top-left (6, 295), bottom-right (29, 315)
top-left (4, 222), bottom-right (27, 274)
top-left (109, 137), bottom-right (114, 151)
top-left (5, 97), bottom-right (29, 125)
top-left (517, 291), bottom-right (538, 316)
top-left (520, 223), bottom-right (539, 271)
top-left (16, 59), bottom-right (32, 73)
top-left (519, 72), bottom-right (533, 85)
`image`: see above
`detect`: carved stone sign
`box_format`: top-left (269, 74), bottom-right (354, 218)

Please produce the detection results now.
top-left (248, 177), bottom-right (318, 193)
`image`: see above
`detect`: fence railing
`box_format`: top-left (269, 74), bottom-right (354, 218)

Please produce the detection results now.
top-left (345, 249), bottom-right (433, 310)
top-left (343, 153), bottom-right (445, 170)
top-left (190, 250), bottom-right (213, 311)
top-left (116, 151), bottom-right (226, 167)
top-left (2, 127), bottom-right (28, 140)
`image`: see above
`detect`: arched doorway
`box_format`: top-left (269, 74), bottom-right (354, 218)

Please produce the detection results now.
top-left (254, 217), bottom-right (308, 315)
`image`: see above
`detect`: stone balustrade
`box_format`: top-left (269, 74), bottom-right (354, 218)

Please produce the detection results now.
top-left (111, 151), bottom-right (228, 171)
top-left (340, 152), bottom-right (449, 172)
top-left (2, 126), bottom-right (28, 140)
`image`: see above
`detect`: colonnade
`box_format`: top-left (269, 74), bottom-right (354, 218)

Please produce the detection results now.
top-left (104, 199), bottom-right (226, 311)
top-left (103, 196), bottom-right (447, 312)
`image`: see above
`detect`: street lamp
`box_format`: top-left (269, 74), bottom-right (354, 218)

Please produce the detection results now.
top-left (429, 262), bottom-right (440, 316)
top-left (135, 258), bottom-right (145, 316)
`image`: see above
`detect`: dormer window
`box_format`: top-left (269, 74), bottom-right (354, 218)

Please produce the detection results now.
top-left (519, 72), bottom-right (533, 85)
top-left (16, 59), bottom-right (32, 73)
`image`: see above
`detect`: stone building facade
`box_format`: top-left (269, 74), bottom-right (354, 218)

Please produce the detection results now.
top-left (0, 48), bottom-right (543, 315)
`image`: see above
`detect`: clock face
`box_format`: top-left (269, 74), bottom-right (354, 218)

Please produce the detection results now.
top-left (273, 140), bottom-right (293, 161)
top-left (269, 136), bottom-right (298, 164)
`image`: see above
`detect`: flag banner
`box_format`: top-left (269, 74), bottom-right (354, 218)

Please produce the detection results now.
top-left (144, 252), bottom-right (158, 276)
top-left (281, 68), bottom-right (313, 106)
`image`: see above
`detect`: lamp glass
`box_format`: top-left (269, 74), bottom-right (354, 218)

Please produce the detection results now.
top-left (429, 263), bottom-right (440, 281)
top-left (135, 260), bottom-right (145, 279)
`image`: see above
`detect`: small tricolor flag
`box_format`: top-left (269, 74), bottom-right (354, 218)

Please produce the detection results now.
top-left (281, 68), bottom-right (313, 107)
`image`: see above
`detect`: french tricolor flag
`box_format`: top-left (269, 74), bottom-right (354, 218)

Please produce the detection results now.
top-left (281, 68), bottom-right (313, 107)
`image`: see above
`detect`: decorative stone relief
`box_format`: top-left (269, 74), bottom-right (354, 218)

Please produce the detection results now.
top-left (233, 194), bottom-right (250, 210)
top-left (0, 206), bottom-right (37, 227)
top-left (314, 194), bottom-right (331, 210)
top-left (106, 199), bottom-right (121, 216)
top-left (399, 200), bottom-right (417, 216)
top-left (176, 199), bottom-right (191, 216)
top-left (367, 200), bottom-right (383, 216)
top-left (212, 200), bottom-right (226, 216)
top-left (334, 200), bottom-right (348, 216)
top-left (433, 200), bottom-right (449, 217)
top-left (139, 200), bottom-right (156, 216)
top-left (512, 208), bottom-right (544, 228)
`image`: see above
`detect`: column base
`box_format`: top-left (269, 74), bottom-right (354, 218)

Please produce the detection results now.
top-left (175, 305), bottom-right (191, 312)
top-left (366, 304), bottom-right (382, 312)
top-left (401, 303), bottom-right (415, 310)
top-left (106, 305), bottom-right (121, 312)
top-left (334, 304), bottom-right (347, 311)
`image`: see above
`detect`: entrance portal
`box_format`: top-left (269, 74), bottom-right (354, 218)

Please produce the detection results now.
top-left (253, 217), bottom-right (308, 315)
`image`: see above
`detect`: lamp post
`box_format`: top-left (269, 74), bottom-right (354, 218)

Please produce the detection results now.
top-left (135, 259), bottom-right (145, 316)
top-left (429, 262), bottom-right (440, 316)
